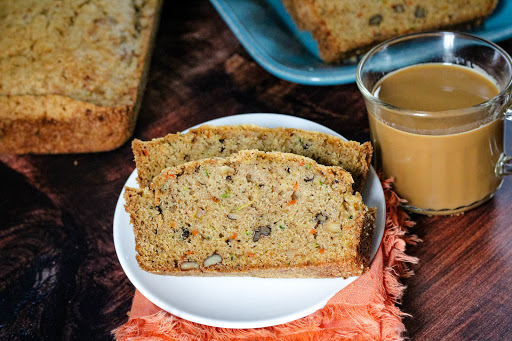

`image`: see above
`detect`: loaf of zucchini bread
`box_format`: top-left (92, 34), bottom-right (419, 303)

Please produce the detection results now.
top-left (0, 0), bottom-right (162, 153)
top-left (282, 0), bottom-right (498, 63)
top-left (133, 124), bottom-right (373, 193)
top-left (124, 150), bottom-right (376, 278)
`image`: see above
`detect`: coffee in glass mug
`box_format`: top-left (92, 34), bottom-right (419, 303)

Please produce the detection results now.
top-left (356, 32), bottom-right (512, 215)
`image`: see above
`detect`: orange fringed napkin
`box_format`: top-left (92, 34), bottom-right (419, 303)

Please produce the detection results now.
top-left (113, 178), bottom-right (420, 340)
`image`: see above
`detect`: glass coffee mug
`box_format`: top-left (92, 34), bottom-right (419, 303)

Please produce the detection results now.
top-left (356, 31), bottom-right (512, 215)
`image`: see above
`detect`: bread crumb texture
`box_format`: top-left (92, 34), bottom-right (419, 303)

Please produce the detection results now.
top-left (0, 0), bottom-right (155, 107)
top-left (133, 124), bottom-right (373, 193)
top-left (282, 0), bottom-right (498, 62)
top-left (124, 150), bottom-right (376, 278)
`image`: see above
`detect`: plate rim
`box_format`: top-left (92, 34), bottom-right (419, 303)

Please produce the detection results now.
top-left (113, 113), bottom-right (385, 328)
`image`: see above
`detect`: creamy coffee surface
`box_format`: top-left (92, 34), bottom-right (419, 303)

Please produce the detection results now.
top-left (370, 63), bottom-right (503, 213)
top-left (374, 63), bottom-right (498, 111)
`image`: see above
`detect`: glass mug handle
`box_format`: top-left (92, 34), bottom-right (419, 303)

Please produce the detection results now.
top-left (497, 107), bottom-right (512, 176)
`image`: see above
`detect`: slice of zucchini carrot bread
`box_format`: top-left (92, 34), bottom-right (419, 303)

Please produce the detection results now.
top-left (132, 124), bottom-right (373, 193)
top-left (124, 150), bottom-right (376, 278)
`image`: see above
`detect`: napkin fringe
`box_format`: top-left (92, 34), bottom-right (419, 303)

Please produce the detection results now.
top-left (113, 177), bottom-right (419, 341)
top-left (114, 297), bottom-right (408, 340)
top-left (114, 303), bottom-right (393, 341)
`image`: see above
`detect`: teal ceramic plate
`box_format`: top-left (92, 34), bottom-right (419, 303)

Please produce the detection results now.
top-left (210, 0), bottom-right (512, 85)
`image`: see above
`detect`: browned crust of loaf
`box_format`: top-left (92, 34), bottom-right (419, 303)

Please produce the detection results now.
top-left (0, 0), bottom-right (163, 154)
top-left (0, 101), bottom-right (135, 153)
top-left (133, 124), bottom-right (372, 192)
top-left (357, 141), bottom-right (373, 191)
top-left (358, 207), bottom-right (376, 269)
top-left (282, 0), bottom-right (498, 63)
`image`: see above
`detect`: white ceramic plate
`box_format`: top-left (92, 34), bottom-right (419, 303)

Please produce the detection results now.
top-left (113, 113), bottom-right (385, 329)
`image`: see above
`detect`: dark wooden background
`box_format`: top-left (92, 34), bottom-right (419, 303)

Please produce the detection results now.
top-left (1, 1), bottom-right (511, 340)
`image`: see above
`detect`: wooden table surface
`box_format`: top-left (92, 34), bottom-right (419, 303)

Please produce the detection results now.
top-left (1, 2), bottom-right (512, 340)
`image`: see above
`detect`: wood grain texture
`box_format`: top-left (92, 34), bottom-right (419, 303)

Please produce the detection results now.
top-left (1, 1), bottom-right (511, 340)
top-left (402, 177), bottom-right (512, 341)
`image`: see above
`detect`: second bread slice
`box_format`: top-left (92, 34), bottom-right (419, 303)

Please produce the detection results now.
top-left (132, 124), bottom-right (373, 193)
